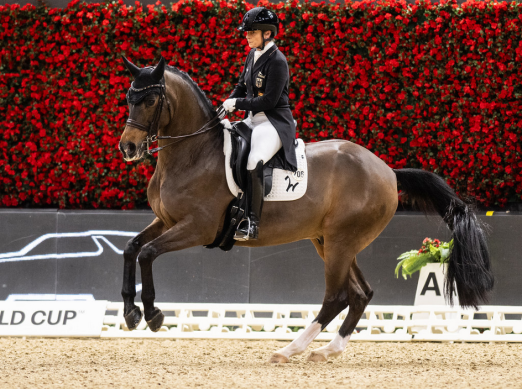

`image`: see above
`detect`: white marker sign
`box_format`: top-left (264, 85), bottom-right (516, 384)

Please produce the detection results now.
top-left (0, 301), bottom-right (107, 337)
top-left (414, 263), bottom-right (458, 306)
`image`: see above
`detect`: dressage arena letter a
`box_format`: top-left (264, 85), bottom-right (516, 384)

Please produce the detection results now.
top-left (420, 272), bottom-right (441, 296)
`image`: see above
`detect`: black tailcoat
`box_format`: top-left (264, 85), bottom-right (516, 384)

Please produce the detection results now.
top-left (228, 44), bottom-right (297, 171)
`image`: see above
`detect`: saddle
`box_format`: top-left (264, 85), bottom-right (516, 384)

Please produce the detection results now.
top-left (228, 121), bottom-right (289, 197)
top-left (206, 120), bottom-right (290, 251)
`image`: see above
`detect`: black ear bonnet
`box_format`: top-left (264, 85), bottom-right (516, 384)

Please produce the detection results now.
top-left (123, 56), bottom-right (166, 105)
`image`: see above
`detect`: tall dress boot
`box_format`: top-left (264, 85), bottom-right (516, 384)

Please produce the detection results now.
top-left (234, 160), bottom-right (264, 240)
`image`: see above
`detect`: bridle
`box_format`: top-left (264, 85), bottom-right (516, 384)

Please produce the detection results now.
top-left (126, 80), bottom-right (226, 155)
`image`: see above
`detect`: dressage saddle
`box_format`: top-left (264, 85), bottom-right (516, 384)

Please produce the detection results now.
top-left (205, 120), bottom-right (291, 251)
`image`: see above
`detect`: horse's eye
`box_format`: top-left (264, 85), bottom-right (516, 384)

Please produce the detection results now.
top-left (145, 98), bottom-right (156, 107)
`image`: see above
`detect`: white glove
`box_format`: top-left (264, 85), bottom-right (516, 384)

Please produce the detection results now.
top-left (223, 98), bottom-right (237, 113)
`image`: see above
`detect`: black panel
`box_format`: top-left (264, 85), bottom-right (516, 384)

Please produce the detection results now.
top-left (153, 245), bottom-right (250, 303)
top-left (479, 214), bottom-right (522, 306)
top-left (0, 210), bottom-right (58, 299)
top-left (249, 240), bottom-right (325, 304)
top-left (55, 210), bottom-right (151, 301)
top-left (0, 210), bottom-right (520, 306)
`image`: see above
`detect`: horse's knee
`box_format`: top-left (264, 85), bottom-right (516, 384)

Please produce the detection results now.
top-left (137, 244), bottom-right (157, 266)
top-left (124, 238), bottom-right (141, 260)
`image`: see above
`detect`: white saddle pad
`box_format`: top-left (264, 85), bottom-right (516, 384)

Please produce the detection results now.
top-left (222, 120), bottom-right (308, 202)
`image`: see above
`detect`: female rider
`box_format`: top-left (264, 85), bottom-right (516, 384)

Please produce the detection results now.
top-left (223, 7), bottom-right (298, 241)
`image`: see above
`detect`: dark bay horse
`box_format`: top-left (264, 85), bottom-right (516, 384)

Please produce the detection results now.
top-left (118, 57), bottom-right (493, 363)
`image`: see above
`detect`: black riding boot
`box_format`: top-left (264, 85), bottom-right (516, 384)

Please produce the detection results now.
top-left (235, 160), bottom-right (264, 241)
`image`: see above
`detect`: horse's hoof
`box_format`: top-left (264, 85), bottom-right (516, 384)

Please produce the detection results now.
top-left (124, 307), bottom-right (143, 331)
top-left (307, 351), bottom-right (328, 363)
top-left (269, 353), bottom-right (289, 364)
top-left (146, 308), bottom-right (165, 332)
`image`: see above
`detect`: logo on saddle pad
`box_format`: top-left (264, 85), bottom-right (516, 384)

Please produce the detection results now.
top-left (285, 176), bottom-right (299, 192)
top-left (222, 125), bottom-right (308, 202)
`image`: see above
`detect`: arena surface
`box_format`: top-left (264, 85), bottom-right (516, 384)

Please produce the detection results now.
top-left (1, 338), bottom-right (521, 388)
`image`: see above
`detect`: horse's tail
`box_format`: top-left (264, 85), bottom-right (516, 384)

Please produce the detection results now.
top-left (393, 168), bottom-right (494, 309)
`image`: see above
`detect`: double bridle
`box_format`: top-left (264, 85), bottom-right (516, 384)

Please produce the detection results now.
top-left (126, 80), bottom-right (226, 154)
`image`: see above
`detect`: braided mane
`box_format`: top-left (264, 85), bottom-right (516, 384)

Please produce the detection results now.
top-left (165, 65), bottom-right (217, 119)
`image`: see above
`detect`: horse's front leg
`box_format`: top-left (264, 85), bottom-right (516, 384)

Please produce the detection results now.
top-left (137, 216), bottom-right (211, 332)
top-left (122, 217), bottom-right (166, 330)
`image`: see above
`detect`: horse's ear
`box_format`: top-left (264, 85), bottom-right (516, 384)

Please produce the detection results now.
top-left (151, 56), bottom-right (166, 82)
top-left (122, 56), bottom-right (141, 79)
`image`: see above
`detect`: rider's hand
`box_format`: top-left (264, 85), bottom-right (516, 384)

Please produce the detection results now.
top-left (223, 98), bottom-right (237, 113)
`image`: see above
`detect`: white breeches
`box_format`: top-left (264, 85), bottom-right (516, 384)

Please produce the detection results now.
top-left (243, 112), bottom-right (282, 171)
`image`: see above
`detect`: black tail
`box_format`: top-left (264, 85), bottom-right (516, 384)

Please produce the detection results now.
top-left (394, 168), bottom-right (494, 309)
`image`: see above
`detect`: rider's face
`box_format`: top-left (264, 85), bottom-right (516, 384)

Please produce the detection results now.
top-left (245, 30), bottom-right (271, 50)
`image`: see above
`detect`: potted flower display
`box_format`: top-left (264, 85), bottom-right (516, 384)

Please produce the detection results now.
top-left (396, 238), bottom-right (457, 306)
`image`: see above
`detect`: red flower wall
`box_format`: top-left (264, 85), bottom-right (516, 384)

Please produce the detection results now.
top-left (0, 0), bottom-right (521, 208)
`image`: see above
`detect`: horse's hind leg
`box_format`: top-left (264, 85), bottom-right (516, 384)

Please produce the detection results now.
top-left (122, 217), bottom-right (165, 330)
top-left (308, 258), bottom-right (373, 362)
top-left (269, 240), bottom-right (357, 363)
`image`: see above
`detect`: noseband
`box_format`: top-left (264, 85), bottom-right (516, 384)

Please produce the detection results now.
top-left (126, 81), bottom-right (226, 154)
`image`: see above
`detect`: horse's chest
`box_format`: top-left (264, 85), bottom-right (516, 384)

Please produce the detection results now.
top-left (147, 176), bottom-right (171, 225)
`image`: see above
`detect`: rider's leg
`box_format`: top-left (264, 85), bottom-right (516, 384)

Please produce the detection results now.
top-left (235, 116), bottom-right (282, 240)
top-left (246, 115), bottom-right (282, 170)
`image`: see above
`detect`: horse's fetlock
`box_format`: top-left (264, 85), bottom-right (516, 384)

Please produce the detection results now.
top-left (121, 286), bottom-right (136, 300)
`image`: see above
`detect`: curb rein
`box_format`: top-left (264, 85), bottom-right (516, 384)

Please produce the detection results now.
top-left (126, 81), bottom-right (226, 155)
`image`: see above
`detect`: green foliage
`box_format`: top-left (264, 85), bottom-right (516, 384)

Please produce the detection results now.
top-left (395, 238), bottom-right (452, 279)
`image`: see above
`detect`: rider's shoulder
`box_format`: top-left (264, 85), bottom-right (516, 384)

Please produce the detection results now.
top-left (270, 48), bottom-right (288, 66)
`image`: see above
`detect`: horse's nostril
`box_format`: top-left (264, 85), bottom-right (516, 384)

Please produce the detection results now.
top-left (128, 143), bottom-right (137, 155)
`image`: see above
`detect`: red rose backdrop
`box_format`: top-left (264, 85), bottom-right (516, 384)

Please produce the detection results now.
top-left (0, 0), bottom-right (521, 208)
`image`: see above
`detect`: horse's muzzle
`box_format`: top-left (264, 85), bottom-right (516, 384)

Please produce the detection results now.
top-left (119, 141), bottom-right (144, 161)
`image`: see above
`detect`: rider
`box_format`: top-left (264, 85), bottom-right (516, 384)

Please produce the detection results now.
top-left (223, 7), bottom-right (298, 241)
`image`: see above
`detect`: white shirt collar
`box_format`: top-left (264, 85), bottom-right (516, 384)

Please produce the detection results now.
top-left (254, 41), bottom-right (275, 62)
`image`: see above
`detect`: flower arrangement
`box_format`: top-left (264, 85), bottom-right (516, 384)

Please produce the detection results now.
top-left (1, 0), bottom-right (521, 209)
top-left (395, 238), bottom-right (452, 279)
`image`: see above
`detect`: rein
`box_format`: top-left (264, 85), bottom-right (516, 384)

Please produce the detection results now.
top-left (148, 105), bottom-right (226, 154)
top-left (126, 81), bottom-right (226, 155)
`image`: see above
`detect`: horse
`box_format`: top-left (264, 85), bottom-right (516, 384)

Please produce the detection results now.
top-left (118, 57), bottom-right (494, 363)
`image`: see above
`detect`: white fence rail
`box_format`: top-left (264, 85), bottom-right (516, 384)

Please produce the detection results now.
top-left (102, 303), bottom-right (522, 342)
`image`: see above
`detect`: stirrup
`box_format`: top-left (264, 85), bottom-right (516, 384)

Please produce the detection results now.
top-left (234, 217), bottom-right (259, 241)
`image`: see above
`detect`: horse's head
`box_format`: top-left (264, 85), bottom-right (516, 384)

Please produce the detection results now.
top-left (119, 56), bottom-right (170, 161)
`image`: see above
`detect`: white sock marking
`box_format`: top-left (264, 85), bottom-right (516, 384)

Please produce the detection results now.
top-left (274, 322), bottom-right (323, 359)
top-left (312, 333), bottom-right (351, 358)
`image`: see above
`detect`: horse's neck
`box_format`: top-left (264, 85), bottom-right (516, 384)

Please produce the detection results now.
top-left (156, 76), bottom-right (222, 174)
